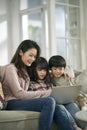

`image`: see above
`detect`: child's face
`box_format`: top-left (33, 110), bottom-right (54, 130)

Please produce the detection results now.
top-left (51, 67), bottom-right (65, 78)
top-left (36, 67), bottom-right (47, 80)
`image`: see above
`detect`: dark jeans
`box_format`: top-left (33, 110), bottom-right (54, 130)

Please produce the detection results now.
top-left (54, 104), bottom-right (74, 130)
top-left (6, 97), bottom-right (74, 130)
top-left (65, 102), bottom-right (87, 129)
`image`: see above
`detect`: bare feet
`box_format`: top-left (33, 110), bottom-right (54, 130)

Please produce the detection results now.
top-left (73, 124), bottom-right (82, 130)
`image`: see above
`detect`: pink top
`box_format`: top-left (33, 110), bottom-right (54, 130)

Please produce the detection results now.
top-left (0, 64), bottom-right (52, 101)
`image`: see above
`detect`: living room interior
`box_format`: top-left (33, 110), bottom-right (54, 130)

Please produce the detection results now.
top-left (0, 1), bottom-right (87, 130)
top-left (0, 0), bottom-right (87, 71)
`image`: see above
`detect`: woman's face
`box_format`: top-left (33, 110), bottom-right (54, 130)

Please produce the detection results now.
top-left (19, 48), bottom-right (37, 66)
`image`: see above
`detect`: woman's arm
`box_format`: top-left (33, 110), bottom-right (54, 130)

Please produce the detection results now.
top-left (4, 64), bottom-right (49, 99)
top-left (4, 65), bottom-right (51, 99)
top-left (41, 87), bottom-right (52, 97)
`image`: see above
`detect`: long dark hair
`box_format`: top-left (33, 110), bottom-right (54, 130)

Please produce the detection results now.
top-left (11, 39), bottom-right (41, 80)
top-left (30, 57), bottom-right (52, 88)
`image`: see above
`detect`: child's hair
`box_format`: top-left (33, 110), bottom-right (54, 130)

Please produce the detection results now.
top-left (30, 57), bottom-right (52, 87)
top-left (49, 55), bottom-right (66, 69)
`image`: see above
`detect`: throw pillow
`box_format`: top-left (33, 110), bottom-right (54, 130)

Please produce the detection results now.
top-left (65, 65), bottom-right (75, 78)
top-left (75, 70), bottom-right (87, 93)
top-left (0, 82), bottom-right (6, 110)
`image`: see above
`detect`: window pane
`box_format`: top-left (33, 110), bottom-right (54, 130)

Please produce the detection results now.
top-left (56, 38), bottom-right (81, 69)
top-left (55, 5), bottom-right (66, 37)
top-left (28, 13), bottom-right (42, 46)
top-left (22, 12), bottom-right (42, 45)
top-left (0, 0), bottom-right (7, 15)
top-left (69, 7), bottom-right (80, 37)
top-left (20, 0), bottom-right (28, 10)
top-left (20, 0), bottom-right (48, 10)
top-left (22, 15), bottom-right (29, 39)
top-left (28, 0), bottom-right (48, 9)
top-left (21, 9), bottom-right (48, 57)
top-left (69, 0), bottom-right (80, 6)
top-left (67, 39), bottom-right (81, 69)
top-left (0, 21), bottom-right (7, 43)
top-left (56, 38), bottom-right (67, 59)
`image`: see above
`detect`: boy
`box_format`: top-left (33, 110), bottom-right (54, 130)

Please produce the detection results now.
top-left (49, 55), bottom-right (87, 130)
top-left (49, 55), bottom-right (74, 87)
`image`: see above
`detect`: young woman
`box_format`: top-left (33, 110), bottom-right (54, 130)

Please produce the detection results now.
top-left (0, 40), bottom-right (73, 130)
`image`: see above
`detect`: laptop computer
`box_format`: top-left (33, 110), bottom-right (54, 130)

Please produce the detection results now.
top-left (51, 85), bottom-right (81, 104)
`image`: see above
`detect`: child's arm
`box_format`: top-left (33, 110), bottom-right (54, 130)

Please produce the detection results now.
top-left (64, 72), bottom-right (72, 80)
top-left (64, 72), bottom-right (75, 86)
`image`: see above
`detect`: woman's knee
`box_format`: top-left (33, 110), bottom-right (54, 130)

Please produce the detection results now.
top-left (42, 97), bottom-right (56, 111)
top-left (46, 97), bottom-right (56, 107)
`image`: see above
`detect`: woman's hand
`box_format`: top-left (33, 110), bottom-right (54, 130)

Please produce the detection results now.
top-left (41, 88), bottom-right (52, 97)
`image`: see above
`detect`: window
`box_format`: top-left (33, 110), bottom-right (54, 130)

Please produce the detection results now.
top-left (55, 0), bottom-right (81, 69)
top-left (19, 0), bottom-right (81, 69)
top-left (20, 0), bottom-right (49, 57)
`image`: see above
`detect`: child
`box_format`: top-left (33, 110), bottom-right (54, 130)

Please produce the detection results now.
top-left (49, 55), bottom-right (87, 130)
top-left (49, 55), bottom-right (74, 87)
top-left (29, 57), bottom-right (52, 92)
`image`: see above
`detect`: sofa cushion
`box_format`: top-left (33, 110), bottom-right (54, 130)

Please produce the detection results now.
top-left (0, 111), bottom-right (57, 130)
top-left (0, 111), bottom-right (40, 122)
top-left (0, 111), bottom-right (40, 130)
top-left (75, 70), bottom-right (87, 93)
top-left (65, 65), bottom-right (75, 78)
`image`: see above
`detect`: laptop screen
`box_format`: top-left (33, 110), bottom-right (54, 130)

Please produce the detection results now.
top-left (51, 85), bottom-right (81, 104)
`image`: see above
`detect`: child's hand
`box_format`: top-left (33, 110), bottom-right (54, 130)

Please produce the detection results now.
top-left (64, 72), bottom-right (75, 86)
top-left (64, 72), bottom-right (72, 80)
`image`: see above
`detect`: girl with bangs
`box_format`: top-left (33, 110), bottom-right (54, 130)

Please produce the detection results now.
top-left (29, 57), bottom-right (52, 92)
